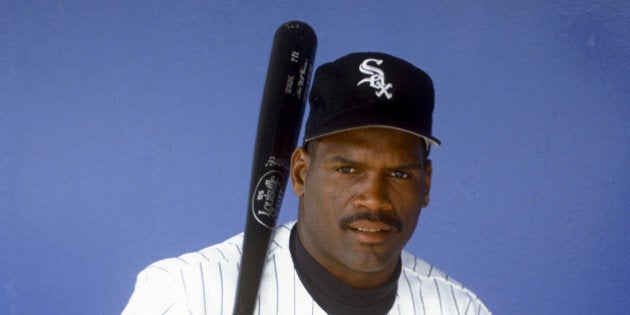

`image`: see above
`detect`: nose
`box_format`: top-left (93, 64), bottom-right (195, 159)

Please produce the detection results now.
top-left (352, 173), bottom-right (393, 212)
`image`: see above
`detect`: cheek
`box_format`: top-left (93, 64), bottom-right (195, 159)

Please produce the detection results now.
top-left (392, 180), bottom-right (425, 202)
top-left (307, 171), bottom-right (350, 203)
top-left (392, 185), bottom-right (425, 219)
top-left (309, 183), bottom-right (345, 216)
top-left (303, 173), bottom-right (333, 216)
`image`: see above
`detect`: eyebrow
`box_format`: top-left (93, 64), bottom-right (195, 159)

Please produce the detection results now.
top-left (392, 163), bottom-right (425, 170)
top-left (324, 155), bottom-right (425, 170)
top-left (325, 156), bottom-right (363, 166)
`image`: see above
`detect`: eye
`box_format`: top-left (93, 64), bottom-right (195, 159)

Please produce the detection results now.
top-left (391, 170), bottom-right (410, 179)
top-left (336, 166), bottom-right (356, 174)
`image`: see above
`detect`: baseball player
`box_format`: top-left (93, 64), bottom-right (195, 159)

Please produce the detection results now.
top-left (123, 52), bottom-right (491, 314)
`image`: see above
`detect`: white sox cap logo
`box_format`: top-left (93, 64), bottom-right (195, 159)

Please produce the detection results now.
top-left (357, 58), bottom-right (393, 99)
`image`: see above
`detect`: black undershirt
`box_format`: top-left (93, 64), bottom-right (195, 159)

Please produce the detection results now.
top-left (289, 225), bottom-right (400, 315)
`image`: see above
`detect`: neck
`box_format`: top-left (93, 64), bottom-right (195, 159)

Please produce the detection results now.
top-left (296, 222), bottom-right (401, 290)
top-left (318, 252), bottom-right (401, 290)
top-left (289, 226), bottom-right (399, 315)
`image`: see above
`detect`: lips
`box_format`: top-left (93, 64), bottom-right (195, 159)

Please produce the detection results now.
top-left (347, 220), bottom-right (396, 244)
top-left (348, 220), bottom-right (394, 232)
top-left (354, 227), bottom-right (386, 233)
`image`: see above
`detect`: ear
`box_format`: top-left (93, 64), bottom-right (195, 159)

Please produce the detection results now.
top-left (422, 159), bottom-right (433, 208)
top-left (290, 147), bottom-right (310, 197)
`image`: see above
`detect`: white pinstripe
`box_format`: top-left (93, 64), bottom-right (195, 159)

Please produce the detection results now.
top-left (123, 222), bottom-right (491, 314)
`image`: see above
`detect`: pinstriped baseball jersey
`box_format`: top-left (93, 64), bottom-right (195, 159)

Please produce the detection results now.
top-left (123, 221), bottom-right (490, 314)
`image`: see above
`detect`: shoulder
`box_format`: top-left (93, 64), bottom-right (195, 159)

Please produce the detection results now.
top-left (147, 221), bottom-right (295, 273)
top-left (123, 232), bottom-right (247, 314)
top-left (134, 232), bottom-right (243, 284)
top-left (123, 222), bottom-right (296, 314)
top-left (396, 251), bottom-right (492, 314)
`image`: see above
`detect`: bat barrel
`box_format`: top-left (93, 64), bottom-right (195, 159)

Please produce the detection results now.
top-left (233, 21), bottom-right (317, 315)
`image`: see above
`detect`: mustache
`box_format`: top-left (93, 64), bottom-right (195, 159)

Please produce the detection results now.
top-left (339, 211), bottom-right (403, 232)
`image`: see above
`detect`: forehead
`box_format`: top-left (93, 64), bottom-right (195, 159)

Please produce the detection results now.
top-left (309, 127), bottom-right (426, 162)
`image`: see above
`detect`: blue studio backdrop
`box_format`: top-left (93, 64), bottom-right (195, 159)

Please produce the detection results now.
top-left (2, 1), bottom-right (628, 314)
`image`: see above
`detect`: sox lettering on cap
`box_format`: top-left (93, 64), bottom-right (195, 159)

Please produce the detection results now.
top-left (304, 52), bottom-right (441, 148)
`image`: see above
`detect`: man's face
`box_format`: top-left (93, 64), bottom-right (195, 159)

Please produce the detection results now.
top-left (290, 127), bottom-right (432, 289)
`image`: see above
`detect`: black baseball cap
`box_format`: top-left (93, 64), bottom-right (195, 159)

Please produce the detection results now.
top-left (304, 52), bottom-right (440, 148)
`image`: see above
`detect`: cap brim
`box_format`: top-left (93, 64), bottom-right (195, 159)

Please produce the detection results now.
top-left (304, 124), bottom-right (441, 147)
